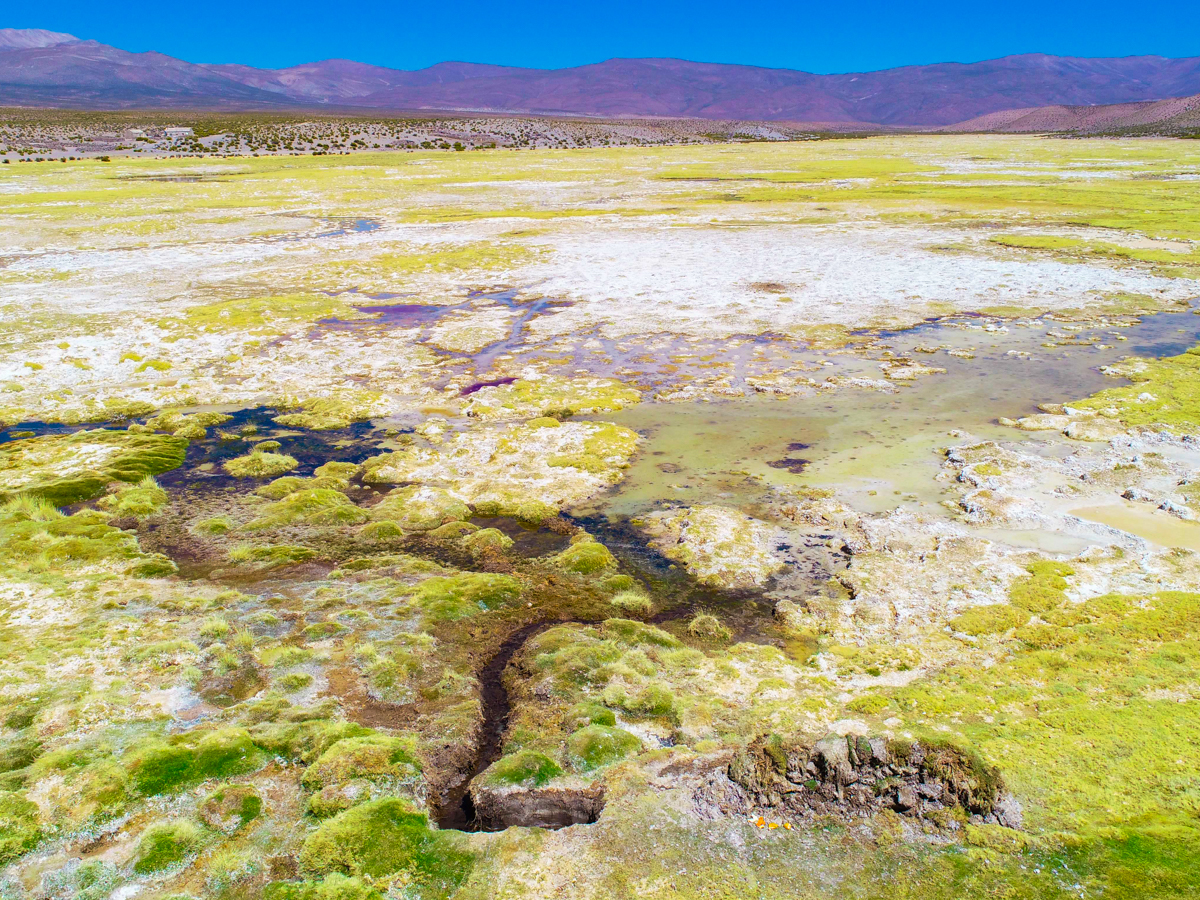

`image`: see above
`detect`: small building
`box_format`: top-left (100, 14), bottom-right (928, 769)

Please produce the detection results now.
top-left (164, 127), bottom-right (194, 139)
top-left (122, 128), bottom-right (146, 139)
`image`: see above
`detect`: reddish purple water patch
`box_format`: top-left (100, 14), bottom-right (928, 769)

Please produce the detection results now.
top-left (460, 377), bottom-right (517, 396)
top-left (316, 303), bottom-right (456, 332)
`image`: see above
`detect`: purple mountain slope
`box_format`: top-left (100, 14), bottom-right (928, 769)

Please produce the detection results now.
top-left (1, 29), bottom-right (1199, 126)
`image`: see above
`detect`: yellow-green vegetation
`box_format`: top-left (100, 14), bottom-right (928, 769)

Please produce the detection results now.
top-left (951, 560), bottom-right (1075, 634)
top-left (0, 791), bottom-right (41, 864)
top-left (368, 485), bottom-right (471, 532)
top-left (991, 233), bottom-right (1200, 278)
top-left (464, 376), bottom-right (641, 419)
top-left (132, 819), bottom-right (206, 874)
top-left (96, 475), bottom-right (169, 518)
top-left (1073, 344), bottom-right (1200, 430)
top-left (7, 137), bottom-right (1200, 899)
top-left (223, 450), bottom-right (300, 478)
top-left (0, 496), bottom-right (177, 576)
top-left (245, 488), bottom-right (369, 529)
top-left (299, 799), bottom-right (473, 895)
top-left (0, 430), bottom-right (187, 505)
top-left (888, 590), bottom-right (1200, 846)
top-left (552, 536), bottom-right (619, 574)
top-left (274, 392), bottom-right (383, 430)
top-left (162, 293), bottom-right (361, 335)
top-left (404, 572), bottom-right (522, 621)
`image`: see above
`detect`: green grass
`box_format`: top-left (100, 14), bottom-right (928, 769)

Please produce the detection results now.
top-left (299, 799), bottom-right (473, 896)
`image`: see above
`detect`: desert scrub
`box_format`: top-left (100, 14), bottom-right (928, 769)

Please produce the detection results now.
top-left (0, 429), bottom-right (187, 505)
top-left (567, 724), bottom-right (640, 772)
top-left (223, 450), bottom-right (299, 478)
top-left (132, 819), bottom-right (205, 874)
top-left (96, 475), bottom-right (168, 518)
top-left (552, 536), bottom-right (619, 575)
top-left (405, 572), bottom-right (522, 621)
top-left (123, 726), bottom-right (267, 796)
top-left (0, 790), bottom-right (41, 863)
top-left (367, 484), bottom-right (470, 531)
top-left (480, 748), bottom-right (563, 787)
top-left (244, 488), bottom-right (368, 529)
top-left (299, 798), bottom-right (473, 893)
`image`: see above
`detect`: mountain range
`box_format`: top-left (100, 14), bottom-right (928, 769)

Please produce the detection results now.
top-left (1, 28), bottom-right (1199, 127)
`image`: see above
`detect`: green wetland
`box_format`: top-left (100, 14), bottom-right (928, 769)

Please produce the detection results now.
top-left (2, 133), bottom-right (1200, 899)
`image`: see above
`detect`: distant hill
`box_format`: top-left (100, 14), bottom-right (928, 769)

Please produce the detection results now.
top-left (942, 92), bottom-right (1200, 133)
top-left (1, 29), bottom-right (1200, 127)
top-left (0, 28), bottom-right (76, 51)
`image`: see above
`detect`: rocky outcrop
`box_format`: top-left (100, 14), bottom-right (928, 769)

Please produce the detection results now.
top-left (718, 732), bottom-right (1018, 827)
top-left (470, 780), bottom-right (605, 830)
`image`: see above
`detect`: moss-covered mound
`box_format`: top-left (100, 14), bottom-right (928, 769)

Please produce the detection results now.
top-left (299, 799), bottom-right (473, 892)
top-left (0, 790), bottom-right (41, 864)
top-left (480, 749), bottom-right (563, 788)
top-left (245, 488), bottom-right (369, 530)
top-left (406, 572), bottom-right (522, 621)
top-left (0, 430), bottom-right (187, 506)
top-left (567, 725), bottom-right (640, 772)
top-left (223, 450), bottom-right (299, 478)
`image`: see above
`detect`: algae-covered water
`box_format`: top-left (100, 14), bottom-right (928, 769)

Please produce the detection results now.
top-left (590, 306), bottom-right (1200, 523)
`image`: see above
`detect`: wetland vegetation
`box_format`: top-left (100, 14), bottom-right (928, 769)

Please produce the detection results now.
top-left (1, 131), bottom-right (1200, 898)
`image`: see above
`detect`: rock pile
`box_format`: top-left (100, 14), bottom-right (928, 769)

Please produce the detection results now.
top-left (719, 732), bottom-right (1020, 827)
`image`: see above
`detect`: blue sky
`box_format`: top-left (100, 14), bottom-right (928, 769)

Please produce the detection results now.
top-left (11, 0), bottom-right (1200, 72)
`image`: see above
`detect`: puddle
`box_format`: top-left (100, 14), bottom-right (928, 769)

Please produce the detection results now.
top-left (584, 306), bottom-right (1200, 522)
top-left (1070, 501), bottom-right (1200, 552)
top-left (461, 377), bottom-right (517, 396)
top-left (116, 173), bottom-right (230, 183)
top-left (315, 302), bottom-right (461, 334)
top-left (314, 217), bottom-right (382, 238)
